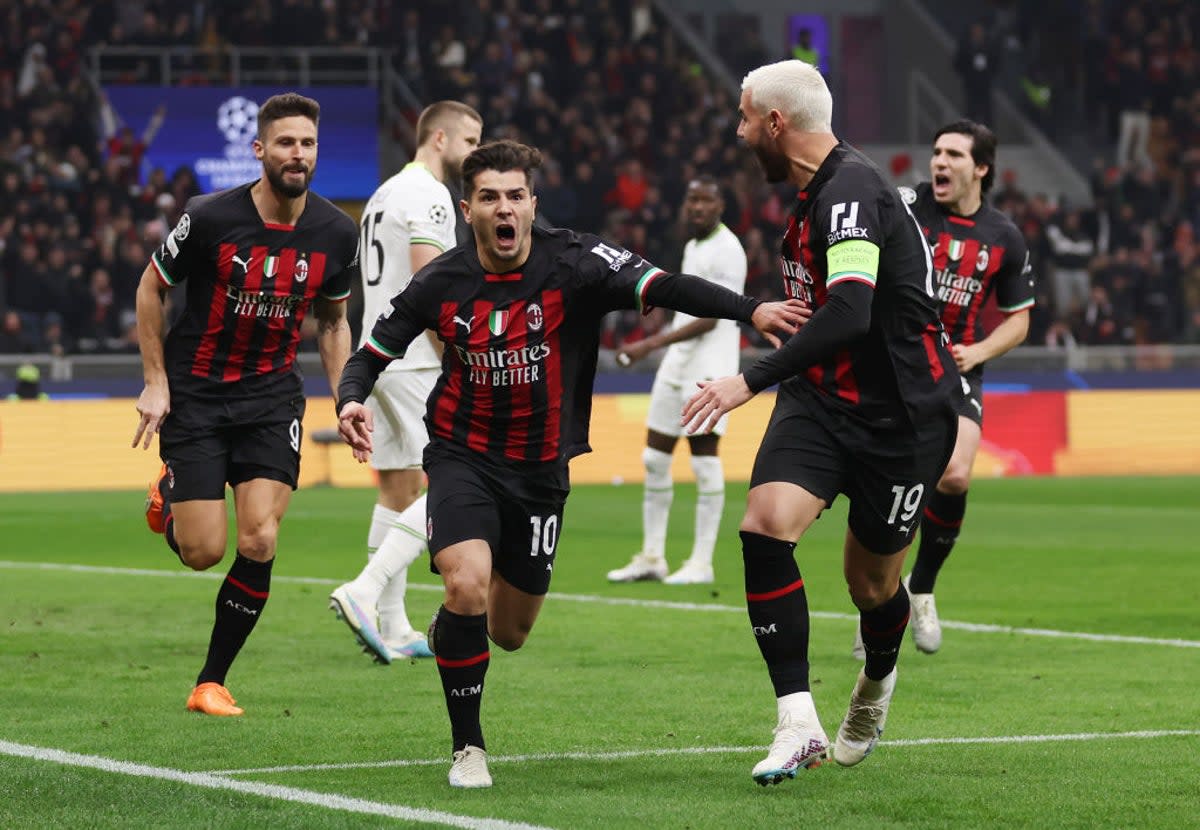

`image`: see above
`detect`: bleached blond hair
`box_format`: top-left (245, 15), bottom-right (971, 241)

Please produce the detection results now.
top-left (741, 60), bottom-right (833, 133)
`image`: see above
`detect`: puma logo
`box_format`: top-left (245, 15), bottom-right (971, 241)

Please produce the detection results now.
top-left (453, 314), bottom-right (475, 331)
top-left (232, 253), bottom-right (254, 274)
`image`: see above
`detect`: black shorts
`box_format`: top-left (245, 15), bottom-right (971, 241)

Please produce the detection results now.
top-left (424, 441), bottom-right (570, 596)
top-left (159, 391), bottom-right (306, 501)
top-left (955, 367), bottom-right (984, 426)
top-left (750, 386), bottom-right (957, 555)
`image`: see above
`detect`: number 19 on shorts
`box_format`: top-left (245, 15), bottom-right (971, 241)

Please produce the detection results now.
top-left (887, 483), bottom-right (925, 526)
top-left (529, 514), bottom-right (560, 557)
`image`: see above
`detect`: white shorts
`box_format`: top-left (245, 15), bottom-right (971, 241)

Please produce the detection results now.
top-left (365, 369), bottom-right (437, 470)
top-left (646, 373), bottom-right (728, 438)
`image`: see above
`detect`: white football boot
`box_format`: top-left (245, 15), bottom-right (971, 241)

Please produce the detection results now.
top-left (663, 559), bottom-right (714, 585)
top-left (905, 575), bottom-right (942, 654)
top-left (448, 745), bottom-right (492, 788)
top-left (751, 711), bottom-right (829, 785)
top-left (606, 552), bottom-right (668, 582)
top-left (833, 668), bottom-right (896, 766)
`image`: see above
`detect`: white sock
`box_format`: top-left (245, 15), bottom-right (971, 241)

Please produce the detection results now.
top-left (374, 495), bottom-right (429, 641)
top-left (689, 454), bottom-right (724, 567)
top-left (348, 504), bottom-right (403, 604)
top-left (641, 446), bottom-right (673, 560)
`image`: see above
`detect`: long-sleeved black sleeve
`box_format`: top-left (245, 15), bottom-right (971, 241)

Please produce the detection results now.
top-left (742, 281), bottom-right (874, 393)
top-left (336, 349), bottom-right (391, 414)
top-left (643, 272), bottom-right (759, 323)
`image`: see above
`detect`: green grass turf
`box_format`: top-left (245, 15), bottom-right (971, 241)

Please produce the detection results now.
top-left (1, 477), bottom-right (1198, 828)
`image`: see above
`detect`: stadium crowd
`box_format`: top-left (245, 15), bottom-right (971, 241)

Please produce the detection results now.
top-left (1, 0), bottom-right (1198, 358)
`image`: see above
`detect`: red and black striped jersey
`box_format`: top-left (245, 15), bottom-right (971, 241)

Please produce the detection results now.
top-left (903, 181), bottom-right (1034, 348)
top-left (151, 182), bottom-right (358, 398)
top-left (359, 226), bottom-right (682, 465)
top-left (772, 143), bottom-right (958, 428)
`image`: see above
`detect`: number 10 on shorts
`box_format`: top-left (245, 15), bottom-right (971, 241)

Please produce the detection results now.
top-left (887, 483), bottom-right (925, 525)
top-left (529, 515), bottom-right (559, 556)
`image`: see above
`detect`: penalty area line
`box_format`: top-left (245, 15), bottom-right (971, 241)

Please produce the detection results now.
top-left (207, 729), bottom-right (1200, 776)
top-left (2, 560), bottom-right (1198, 649)
top-left (0, 740), bottom-right (553, 830)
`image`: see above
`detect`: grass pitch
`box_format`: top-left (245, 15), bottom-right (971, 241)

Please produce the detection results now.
top-left (1, 477), bottom-right (1198, 828)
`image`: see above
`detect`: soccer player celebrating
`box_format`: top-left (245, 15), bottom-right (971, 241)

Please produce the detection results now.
top-left (607, 175), bottom-right (748, 586)
top-left (133, 93), bottom-right (360, 717)
top-left (328, 101), bottom-right (483, 664)
top-left (681, 60), bottom-right (960, 782)
top-left (892, 120), bottom-right (1033, 653)
top-left (336, 140), bottom-right (807, 788)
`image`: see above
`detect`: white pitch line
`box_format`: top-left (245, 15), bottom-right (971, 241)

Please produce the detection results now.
top-left (3, 560), bottom-right (1198, 649)
top-left (207, 729), bottom-right (1200, 776)
top-left (0, 740), bottom-right (553, 830)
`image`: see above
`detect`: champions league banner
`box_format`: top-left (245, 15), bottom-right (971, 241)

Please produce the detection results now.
top-left (101, 86), bottom-right (379, 200)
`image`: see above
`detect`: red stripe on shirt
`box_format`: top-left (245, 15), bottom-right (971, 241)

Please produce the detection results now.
top-left (540, 289), bottom-right (564, 461)
top-left (282, 252), bottom-right (325, 372)
top-left (192, 244), bottom-right (235, 378)
top-left (485, 272), bottom-right (523, 282)
top-left (502, 299), bottom-right (530, 460)
top-left (256, 248), bottom-right (297, 375)
top-left (432, 301), bottom-right (465, 442)
top-left (746, 577), bottom-right (805, 602)
top-left (466, 299), bottom-right (494, 454)
top-left (833, 349), bottom-right (860, 404)
top-left (960, 244), bottom-right (1007, 346)
top-left (948, 215), bottom-right (975, 227)
top-left (921, 323), bottom-right (945, 382)
top-left (222, 246), bottom-right (267, 382)
top-left (263, 222), bottom-right (294, 231)
top-left (932, 232), bottom-right (951, 272)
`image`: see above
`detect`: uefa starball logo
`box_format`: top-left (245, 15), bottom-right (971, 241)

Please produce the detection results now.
top-left (217, 96), bottom-right (260, 145)
top-left (195, 97), bottom-right (263, 189)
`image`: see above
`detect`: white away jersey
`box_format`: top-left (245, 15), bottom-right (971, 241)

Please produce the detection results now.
top-left (359, 162), bottom-right (457, 370)
top-left (657, 223), bottom-right (748, 384)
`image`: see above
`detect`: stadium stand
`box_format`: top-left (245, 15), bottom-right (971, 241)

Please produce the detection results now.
top-left (0, 0), bottom-right (1197, 360)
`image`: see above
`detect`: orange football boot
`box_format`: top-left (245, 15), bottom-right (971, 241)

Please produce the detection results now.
top-left (145, 463), bottom-right (170, 534)
top-left (186, 682), bottom-right (244, 716)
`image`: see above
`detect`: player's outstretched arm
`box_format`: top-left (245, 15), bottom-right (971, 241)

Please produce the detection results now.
top-left (314, 296), bottom-right (353, 397)
top-left (952, 308), bottom-right (1029, 373)
top-left (132, 264), bottom-right (170, 450)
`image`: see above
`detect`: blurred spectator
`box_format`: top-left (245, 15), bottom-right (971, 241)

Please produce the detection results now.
top-left (954, 22), bottom-right (998, 125)
top-left (1046, 210), bottom-right (1097, 318)
top-left (99, 95), bottom-right (166, 188)
top-left (0, 310), bottom-right (36, 353)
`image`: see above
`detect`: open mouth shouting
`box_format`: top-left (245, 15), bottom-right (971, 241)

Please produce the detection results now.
top-left (495, 222), bottom-right (517, 252)
top-left (932, 171), bottom-right (953, 200)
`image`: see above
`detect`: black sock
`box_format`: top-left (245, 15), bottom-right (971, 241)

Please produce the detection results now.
top-left (431, 605), bottom-right (489, 752)
top-left (741, 530), bottom-right (810, 697)
top-left (860, 583), bottom-right (909, 681)
top-left (908, 490), bottom-right (967, 593)
top-left (164, 513), bottom-right (182, 560)
top-left (196, 552), bottom-right (272, 686)
top-left (160, 472), bottom-right (182, 560)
